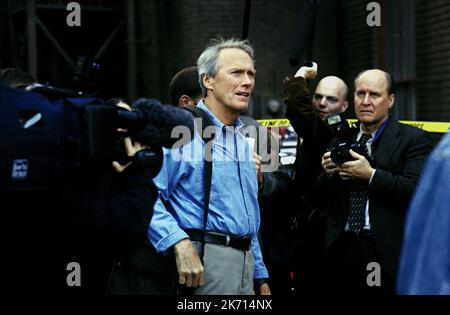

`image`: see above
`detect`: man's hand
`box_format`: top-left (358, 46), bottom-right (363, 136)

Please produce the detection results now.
top-left (321, 151), bottom-right (339, 176)
top-left (112, 137), bottom-right (146, 173)
top-left (294, 62), bottom-right (318, 80)
top-left (173, 239), bottom-right (205, 288)
top-left (258, 283), bottom-right (272, 295)
top-left (253, 152), bottom-right (264, 184)
top-left (337, 150), bottom-right (375, 181)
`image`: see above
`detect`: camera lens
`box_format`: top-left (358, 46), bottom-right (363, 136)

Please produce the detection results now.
top-left (330, 146), bottom-right (350, 166)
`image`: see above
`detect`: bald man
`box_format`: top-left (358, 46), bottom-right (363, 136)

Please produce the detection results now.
top-left (281, 63), bottom-right (350, 293)
top-left (284, 64), bottom-right (349, 196)
top-left (312, 76), bottom-right (348, 120)
top-left (313, 69), bottom-right (433, 292)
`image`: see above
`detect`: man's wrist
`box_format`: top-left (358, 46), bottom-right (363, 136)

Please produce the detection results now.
top-left (294, 69), bottom-right (306, 78)
top-left (258, 174), bottom-right (264, 190)
top-left (254, 278), bottom-right (269, 287)
top-left (368, 168), bottom-right (376, 184)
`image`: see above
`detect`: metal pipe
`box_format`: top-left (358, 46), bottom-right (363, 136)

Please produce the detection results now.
top-left (127, 0), bottom-right (137, 102)
top-left (242, 0), bottom-right (252, 40)
top-left (35, 17), bottom-right (75, 70)
top-left (26, 0), bottom-right (37, 78)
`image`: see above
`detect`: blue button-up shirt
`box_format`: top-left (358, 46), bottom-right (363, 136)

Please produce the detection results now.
top-left (148, 100), bottom-right (268, 279)
top-left (397, 132), bottom-right (450, 295)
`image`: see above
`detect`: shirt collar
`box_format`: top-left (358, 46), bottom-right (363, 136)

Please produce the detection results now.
top-left (358, 116), bottom-right (390, 143)
top-left (358, 125), bottom-right (376, 140)
top-left (197, 100), bottom-right (245, 135)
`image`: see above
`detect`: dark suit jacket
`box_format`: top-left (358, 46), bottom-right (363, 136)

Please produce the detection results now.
top-left (311, 118), bottom-right (433, 278)
top-left (239, 114), bottom-right (292, 198)
top-left (284, 76), bottom-right (337, 207)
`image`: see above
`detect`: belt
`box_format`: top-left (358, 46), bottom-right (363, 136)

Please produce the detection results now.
top-left (344, 229), bottom-right (374, 240)
top-left (185, 229), bottom-right (252, 251)
top-left (359, 229), bottom-right (374, 237)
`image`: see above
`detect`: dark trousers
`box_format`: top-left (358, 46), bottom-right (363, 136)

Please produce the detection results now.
top-left (322, 231), bottom-right (395, 294)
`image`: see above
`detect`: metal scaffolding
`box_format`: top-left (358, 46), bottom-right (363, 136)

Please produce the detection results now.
top-left (5, 0), bottom-right (131, 96)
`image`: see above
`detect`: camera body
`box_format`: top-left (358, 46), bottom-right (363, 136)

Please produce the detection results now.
top-left (326, 114), bottom-right (368, 166)
top-left (329, 140), bottom-right (367, 166)
top-left (0, 85), bottom-right (159, 191)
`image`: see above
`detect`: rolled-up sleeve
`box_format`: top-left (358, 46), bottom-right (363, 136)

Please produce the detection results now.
top-left (251, 233), bottom-right (269, 279)
top-left (147, 147), bottom-right (189, 252)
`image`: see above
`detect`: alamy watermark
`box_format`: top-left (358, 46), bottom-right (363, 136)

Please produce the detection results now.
top-left (367, 2), bottom-right (381, 27)
top-left (66, 262), bottom-right (81, 287)
top-left (67, 2), bottom-right (381, 29)
top-left (66, 2), bottom-right (81, 27)
top-left (366, 262), bottom-right (381, 287)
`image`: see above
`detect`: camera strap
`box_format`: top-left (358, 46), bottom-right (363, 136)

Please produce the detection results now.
top-left (183, 106), bottom-right (215, 262)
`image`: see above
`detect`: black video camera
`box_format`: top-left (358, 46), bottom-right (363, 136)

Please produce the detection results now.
top-left (0, 83), bottom-right (194, 192)
top-left (327, 114), bottom-right (367, 166)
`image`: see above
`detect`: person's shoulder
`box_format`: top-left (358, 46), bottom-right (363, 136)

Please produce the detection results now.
top-left (429, 132), bottom-right (450, 158)
top-left (239, 115), bottom-right (261, 128)
top-left (396, 120), bottom-right (429, 136)
top-left (394, 121), bottom-right (435, 151)
top-left (283, 75), bottom-right (307, 87)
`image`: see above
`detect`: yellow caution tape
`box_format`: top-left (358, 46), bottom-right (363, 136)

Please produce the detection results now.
top-left (347, 119), bottom-right (449, 133)
top-left (258, 119), bottom-right (450, 133)
top-left (258, 119), bottom-right (292, 127)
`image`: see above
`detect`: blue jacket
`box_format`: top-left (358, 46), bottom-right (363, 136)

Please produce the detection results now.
top-left (397, 132), bottom-right (450, 294)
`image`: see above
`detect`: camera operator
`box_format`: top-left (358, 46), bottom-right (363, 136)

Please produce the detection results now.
top-left (312, 69), bottom-right (433, 293)
top-left (51, 94), bottom-right (198, 294)
top-left (43, 99), bottom-right (160, 294)
top-left (0, 77), bottom-right (194, 294)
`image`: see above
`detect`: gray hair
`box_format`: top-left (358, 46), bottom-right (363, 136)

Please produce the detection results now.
top-left (354, 69), bottom-right (396, 95)
top-left (197, 38), bottom-right (255, 96)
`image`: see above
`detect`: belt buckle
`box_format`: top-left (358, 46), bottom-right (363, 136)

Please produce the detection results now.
top-left (225, 235), bottom-right (231, 246)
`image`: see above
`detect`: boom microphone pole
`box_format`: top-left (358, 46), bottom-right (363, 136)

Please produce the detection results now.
top-left (289, 0), bottom-right (319, 67)
top-left (242, 0), bottom-right (252, 40)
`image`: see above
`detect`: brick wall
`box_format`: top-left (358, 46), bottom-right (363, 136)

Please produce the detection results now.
top-left (249, 0), bottom-right (338, 118)
top-left (337, 0), bottom-right (450, 122)
top-left (134, 0), bottom-right (339, 117)
top-left (0, 0), bottom-right (436, 121)
top-left (135, 0), bottom-right (245, 103)
top-left (2, 0), bottom-right (450, 122)
top-left (336, 0), bottom-right (375, 117)
top-left (415, 0), bottom-right (450, 121)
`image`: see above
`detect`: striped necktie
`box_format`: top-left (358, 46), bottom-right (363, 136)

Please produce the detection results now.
top-left (347, 133), bottom-right (372, 234)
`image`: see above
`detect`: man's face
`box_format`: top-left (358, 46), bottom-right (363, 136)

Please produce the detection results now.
top-left (204, 48), bottom-right (255, 114)
top-left (354, 70), bottom-right (394, 129)
top-left (312, 77), bottom-right (348, 120)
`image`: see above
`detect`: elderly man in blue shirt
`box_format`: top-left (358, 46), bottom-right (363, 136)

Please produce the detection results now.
top-left (148, 38), bottom-right (271, 295)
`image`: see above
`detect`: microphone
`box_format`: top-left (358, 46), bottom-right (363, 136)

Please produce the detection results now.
top-left (79, 98), bottom-right (196, 163)
top-left (131, 98), bottom-right (195, 148)
top-left (289, 0), bottom-right (319, 67)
